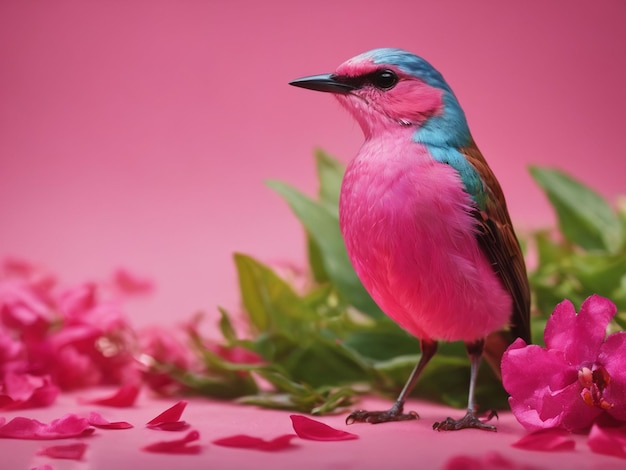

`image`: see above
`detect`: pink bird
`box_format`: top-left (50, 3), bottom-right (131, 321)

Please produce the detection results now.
top-left (290, 48), bottom-right (530, 431)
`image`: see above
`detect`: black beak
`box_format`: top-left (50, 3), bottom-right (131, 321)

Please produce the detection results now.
top-left (289, 74), bottom-right (356, 94)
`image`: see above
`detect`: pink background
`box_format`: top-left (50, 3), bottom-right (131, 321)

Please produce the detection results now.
top-left (1, 1), bottom-right (625, 327)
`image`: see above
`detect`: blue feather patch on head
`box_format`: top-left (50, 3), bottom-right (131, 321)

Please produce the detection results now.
top-left (362, 48), bottom-right (471, 148)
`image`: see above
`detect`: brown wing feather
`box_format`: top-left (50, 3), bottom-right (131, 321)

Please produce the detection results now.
top-left (460, 140), bottom-right (531, 374)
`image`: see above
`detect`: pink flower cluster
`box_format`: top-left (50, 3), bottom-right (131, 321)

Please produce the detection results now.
top-left (502, 294), bottom-right (626, 432)
top-left (502, 294), bottom-right (626, 459)
top-left (0, 258), bottom-right (141, 409)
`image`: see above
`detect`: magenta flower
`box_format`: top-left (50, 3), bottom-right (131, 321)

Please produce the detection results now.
top-left (502, 295), bottom-right (626, 432)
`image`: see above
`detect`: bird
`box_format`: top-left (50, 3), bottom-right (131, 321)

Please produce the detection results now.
top-left (289, 48), bottom-right (530, 431)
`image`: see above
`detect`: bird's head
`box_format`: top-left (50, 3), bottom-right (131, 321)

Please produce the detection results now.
top-left (290, 48), bottom-right (470, 146)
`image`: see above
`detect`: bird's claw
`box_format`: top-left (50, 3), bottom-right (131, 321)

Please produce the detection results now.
top-left (345, 408), bottom-right (419, 425)
top-left (432, 409), bottom-right (498, 432)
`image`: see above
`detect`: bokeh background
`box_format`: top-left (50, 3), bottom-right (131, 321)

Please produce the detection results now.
top-left (1, 1), bottom-right (625, 327)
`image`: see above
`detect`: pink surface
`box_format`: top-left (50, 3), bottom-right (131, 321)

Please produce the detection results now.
top-left (1, 1), bottom-right (625, 327)
top-left (2, 392), bottom-right (624, 469)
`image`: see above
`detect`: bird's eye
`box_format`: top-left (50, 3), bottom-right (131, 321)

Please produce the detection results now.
top-left (372, 69), bottom-right (398, 90)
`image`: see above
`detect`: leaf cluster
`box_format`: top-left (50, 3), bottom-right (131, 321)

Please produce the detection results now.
top-left (528, 167), bottom-right (626, 336)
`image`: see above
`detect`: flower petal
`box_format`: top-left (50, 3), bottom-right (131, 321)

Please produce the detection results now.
top-left (36, 442), bottom-right (88, 460)
top-left (146, 400), bottom-right (187, 430)
top-left (212, 434), bottom-right (297, 451)
top-left (0, 373), bottom-right (59, 410)
top-left (444, 451), bottom-right (542, 470)
top-left (511, 428), bottom-right (575, 451)
top-left (0, 414), bottom-right (94, 439)
top-left (142, 429), bottom-right (202, 454)
top-left (149, 421), bottom-right (189, 431)
top-left (598, 331), bottom-right (626, 422)
top-left (112, 268), bottom-right (154, 296)
top-left (544, 295), bottom-right (616, 364)
top-left (290, 415), bottom-right (358, 441)
top-left (502, 339), bottom-right (597, 431)
top-left (588, 423), bottom-right (626, 459)
top-left (79, 384), bottom-right (140, 407)
top-left (30, 465), bottom-right (54, 470)
top-left (87, 411), bottom-right (133, 429)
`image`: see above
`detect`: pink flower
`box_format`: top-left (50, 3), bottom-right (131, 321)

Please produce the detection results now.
top-left (502, 295), bottom-right (626, 432)
top-left (138, 326), bottom-right (199, 395)
top-left (0, 261), bottom-right (140, 393)
top-left (0, 372), bottom-right (59, 410)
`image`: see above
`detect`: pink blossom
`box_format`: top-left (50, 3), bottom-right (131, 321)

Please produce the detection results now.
top-left (502, 295), bottom-right (626, 432)
top-left (0, 372), bottom-right (59, 410)
top-left (138, 326), bottom-right (198, 395)
top-left (0, 261), bottom-right (139, 393)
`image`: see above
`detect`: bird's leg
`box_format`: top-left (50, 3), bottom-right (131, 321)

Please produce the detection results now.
top-left (433, 339), bottom-right (498, 431)
top-left (346, 339), bottom-right (437, 424)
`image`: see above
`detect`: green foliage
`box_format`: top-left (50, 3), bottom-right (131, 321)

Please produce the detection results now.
top-left (528, 167), bottom-right (626, 333)
top-left (150, 151), bottom-right (624, 415)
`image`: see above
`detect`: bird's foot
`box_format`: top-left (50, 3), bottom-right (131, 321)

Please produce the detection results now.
top-left (345, 402), bottom-right (419, 425)
top-left (432, 409), bottom-right (498, 432)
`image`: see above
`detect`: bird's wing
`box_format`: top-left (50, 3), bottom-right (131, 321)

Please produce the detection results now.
top-left (459, 140), bottom-right (531, 348)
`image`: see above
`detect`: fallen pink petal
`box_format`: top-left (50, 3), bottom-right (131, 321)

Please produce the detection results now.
top-left (444, 451), bottom-right (542, 470)
top-left (79, 384), bottom-right (140, 407)
top-left (212, 433), bottom-right (297, 451)
top-left (30, 465), bottom-right (54, 470)
top-left (146, 400), bottom-right (188, 430)
top-left (112, 268), bottom-right (154, 296)
top-left (87, 411), bottom-right (133, 429)
top-left (36, 442), bottom-right (88, 460)
top-left (142, 429), bottom-right (202, 454)
top-left (512, 428), bottom-right (576, 452)
top-left (0, 414), bottom-right (94, 439)
top-left (588, 423), bottom-right (626, 459)
top-left (290, 414), bottom-right (358, 441)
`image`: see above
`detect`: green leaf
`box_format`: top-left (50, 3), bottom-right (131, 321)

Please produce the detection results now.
top-left (314, 148), bottom-right (344, 208)
top-left (281, 338), bottom-right (373, 388)
top-left (233, 253), bottom-right (316, 335)
top-left (267, 180), bottom-right (383, 319)
top-left (217, 307), bottom-right (238, 343)
top-left (306, 233), bottom-right (328, 283)
top-left (343, 321), bottom-right (420, 361)
top-left (571, 252), bottom-right (626, 296)
top-left (529, 166), bottom-right (622, 252)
